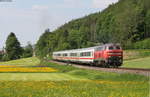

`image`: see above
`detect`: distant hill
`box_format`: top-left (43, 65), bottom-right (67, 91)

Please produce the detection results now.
top-left (35, 0), bottom-right (150, 58)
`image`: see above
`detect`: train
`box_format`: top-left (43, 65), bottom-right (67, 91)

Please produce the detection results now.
top-left (52, 43), bottom-right (123, 68)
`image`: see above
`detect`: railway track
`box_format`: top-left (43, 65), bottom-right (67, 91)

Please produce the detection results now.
top-left (115, 67), bottom-right (150, 72)
top-left (49, 60), bottom-right (150, 77)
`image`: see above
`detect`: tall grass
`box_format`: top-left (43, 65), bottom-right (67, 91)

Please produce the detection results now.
top-left (0, 80), bottom-right (148, 97)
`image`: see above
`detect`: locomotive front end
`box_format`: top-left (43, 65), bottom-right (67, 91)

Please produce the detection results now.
top-left (105, 44), bottom-right (123, 67)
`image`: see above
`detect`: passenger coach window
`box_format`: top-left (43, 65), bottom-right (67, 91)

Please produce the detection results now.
top-left (70, 53), bottom-right (77, 57)
top-left (57, 54), bottom-right (61, 56)
top-left (80, 52), bottom-right (91, 57)
top-left (80, 53), bottom-right (83, 56)
top-left (87, 52), bottom-right (91, 56)
top-left (63, 53), bottom-right (68, 56)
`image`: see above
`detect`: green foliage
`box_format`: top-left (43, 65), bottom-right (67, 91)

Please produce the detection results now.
top-left (35, 0), bottom-right (150, 58)
top-left (0, 53), bottom-right (3, 61)
top-left (1, 54), bottom-right (9, 61)
top-left (133, 38), bottom-right (150, 49)
top-left (35, 29), bottom-right (56, 58)
top-left (124, 49), bottom-right (150, 60)
top-left (5, 32), bottom-right (23, 60)
top-left (125, 38), bottom-right (150, 49)
top-left (22, 42), bottom-right (33, 58)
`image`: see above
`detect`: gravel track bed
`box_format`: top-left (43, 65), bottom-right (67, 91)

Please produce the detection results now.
top-left (49, 60), bottom-right (150, 77)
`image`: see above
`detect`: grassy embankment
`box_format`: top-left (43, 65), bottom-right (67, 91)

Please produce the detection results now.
top-left (123, 50), bottom-right (150, 68)
top-left (0, 57), bottom-right (149, 97)
top-left (0, 57), bottom-right (40, 66)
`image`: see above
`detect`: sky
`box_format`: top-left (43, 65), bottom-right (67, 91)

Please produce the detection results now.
top-left (0, 0), bottom-right (118, 49)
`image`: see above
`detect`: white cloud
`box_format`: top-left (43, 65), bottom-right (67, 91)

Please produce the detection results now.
top-left (0, 7), bottom-right (74, 48)
top-left (0, 7), bottom-right (43, 47)
top-left (93, 0), bottom-right (118, 9)
top-left (64, 0), bottom-right (80, 5)
top-left (63, 0), bottom-right (87, 8)
top-left (32, 5), bottom-right (49, 11)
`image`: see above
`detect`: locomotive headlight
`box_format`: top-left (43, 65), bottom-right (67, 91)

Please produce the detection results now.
top-left (109, 52), bottom-right (122, 55)
top-left (108, 56), bottom-right (111, 58)
top-left (108, 52), bottom-right (114, 55)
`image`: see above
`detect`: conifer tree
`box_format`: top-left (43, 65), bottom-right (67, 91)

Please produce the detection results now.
top-left (5, 32), bottom-right (23, 60)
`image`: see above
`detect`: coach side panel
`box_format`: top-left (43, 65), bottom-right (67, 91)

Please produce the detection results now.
top-left (78, 49), bottom-right (94, 63)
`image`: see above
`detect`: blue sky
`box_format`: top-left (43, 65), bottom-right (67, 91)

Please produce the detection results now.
top-left (0, 0), bottom-right (118, 49)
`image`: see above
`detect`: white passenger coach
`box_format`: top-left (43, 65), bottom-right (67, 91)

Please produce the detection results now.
top-left (53, 46), bottom-right (97, 64)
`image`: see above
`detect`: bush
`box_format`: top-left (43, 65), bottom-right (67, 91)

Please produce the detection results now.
top-left (133, 38), bottom-right (150, 49)
top-left (125, 38), bottom-right (150, 49)
top-left (2, 54), bottom-right (9, 61)
top-left (0, 54), bottom-right (3, 61)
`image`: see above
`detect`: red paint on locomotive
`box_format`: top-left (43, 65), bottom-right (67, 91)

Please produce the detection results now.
top-left (93, 44), bottom-right (123, 67)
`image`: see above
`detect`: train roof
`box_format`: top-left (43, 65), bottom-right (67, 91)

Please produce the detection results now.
top-left (53, 43), bottom-right (121, 54)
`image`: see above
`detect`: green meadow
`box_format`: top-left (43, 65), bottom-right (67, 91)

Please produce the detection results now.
top-left (0, 57), bottom-right (149, 97)
top-left (123, 50), bottom-right (150, 69)
top-left (0, 57), bottom-right (40, 66)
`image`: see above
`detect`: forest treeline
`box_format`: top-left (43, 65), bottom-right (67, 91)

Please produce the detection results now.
top-left (0, 32), bottom-right (33, 61)
top-left (36, 0), bottom-right (150, 58)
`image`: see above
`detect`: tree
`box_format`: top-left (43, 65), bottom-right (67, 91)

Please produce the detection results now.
top-left (0, 47), bottom-right (5, 61)
top-left (35, 29), bottom-right (52, 58)
top-left (5, 32), bottom-right (23, 60)
top-left (0, 52), bottom-right (3, 61)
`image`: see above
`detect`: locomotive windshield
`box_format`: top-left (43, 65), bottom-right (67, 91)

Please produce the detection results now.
top-left (108, 45), bottom-right (121, 50)
top-left (116, 46), bottom-right (121, 50)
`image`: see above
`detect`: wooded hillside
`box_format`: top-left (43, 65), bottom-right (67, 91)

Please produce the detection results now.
top-left (36, 0), bottom-right (150, 58)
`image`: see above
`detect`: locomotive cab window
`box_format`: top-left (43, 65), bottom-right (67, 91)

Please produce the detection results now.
top-left (116, 46), bottom-right (121, 50)
top-left (108, 45), bottom-right (121, 50)
top-left (108, 46), bottom-right (114, 50)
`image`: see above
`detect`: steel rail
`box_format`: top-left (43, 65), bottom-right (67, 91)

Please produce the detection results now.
top-left (49, 60), bottom-right (150, 76)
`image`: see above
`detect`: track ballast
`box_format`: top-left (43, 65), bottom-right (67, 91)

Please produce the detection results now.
top-left (49, 60), bottom-right (150, 77)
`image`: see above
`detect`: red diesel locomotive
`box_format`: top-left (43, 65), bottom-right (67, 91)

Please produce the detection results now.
top-left (53, 43), bottom-right (123, 68)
